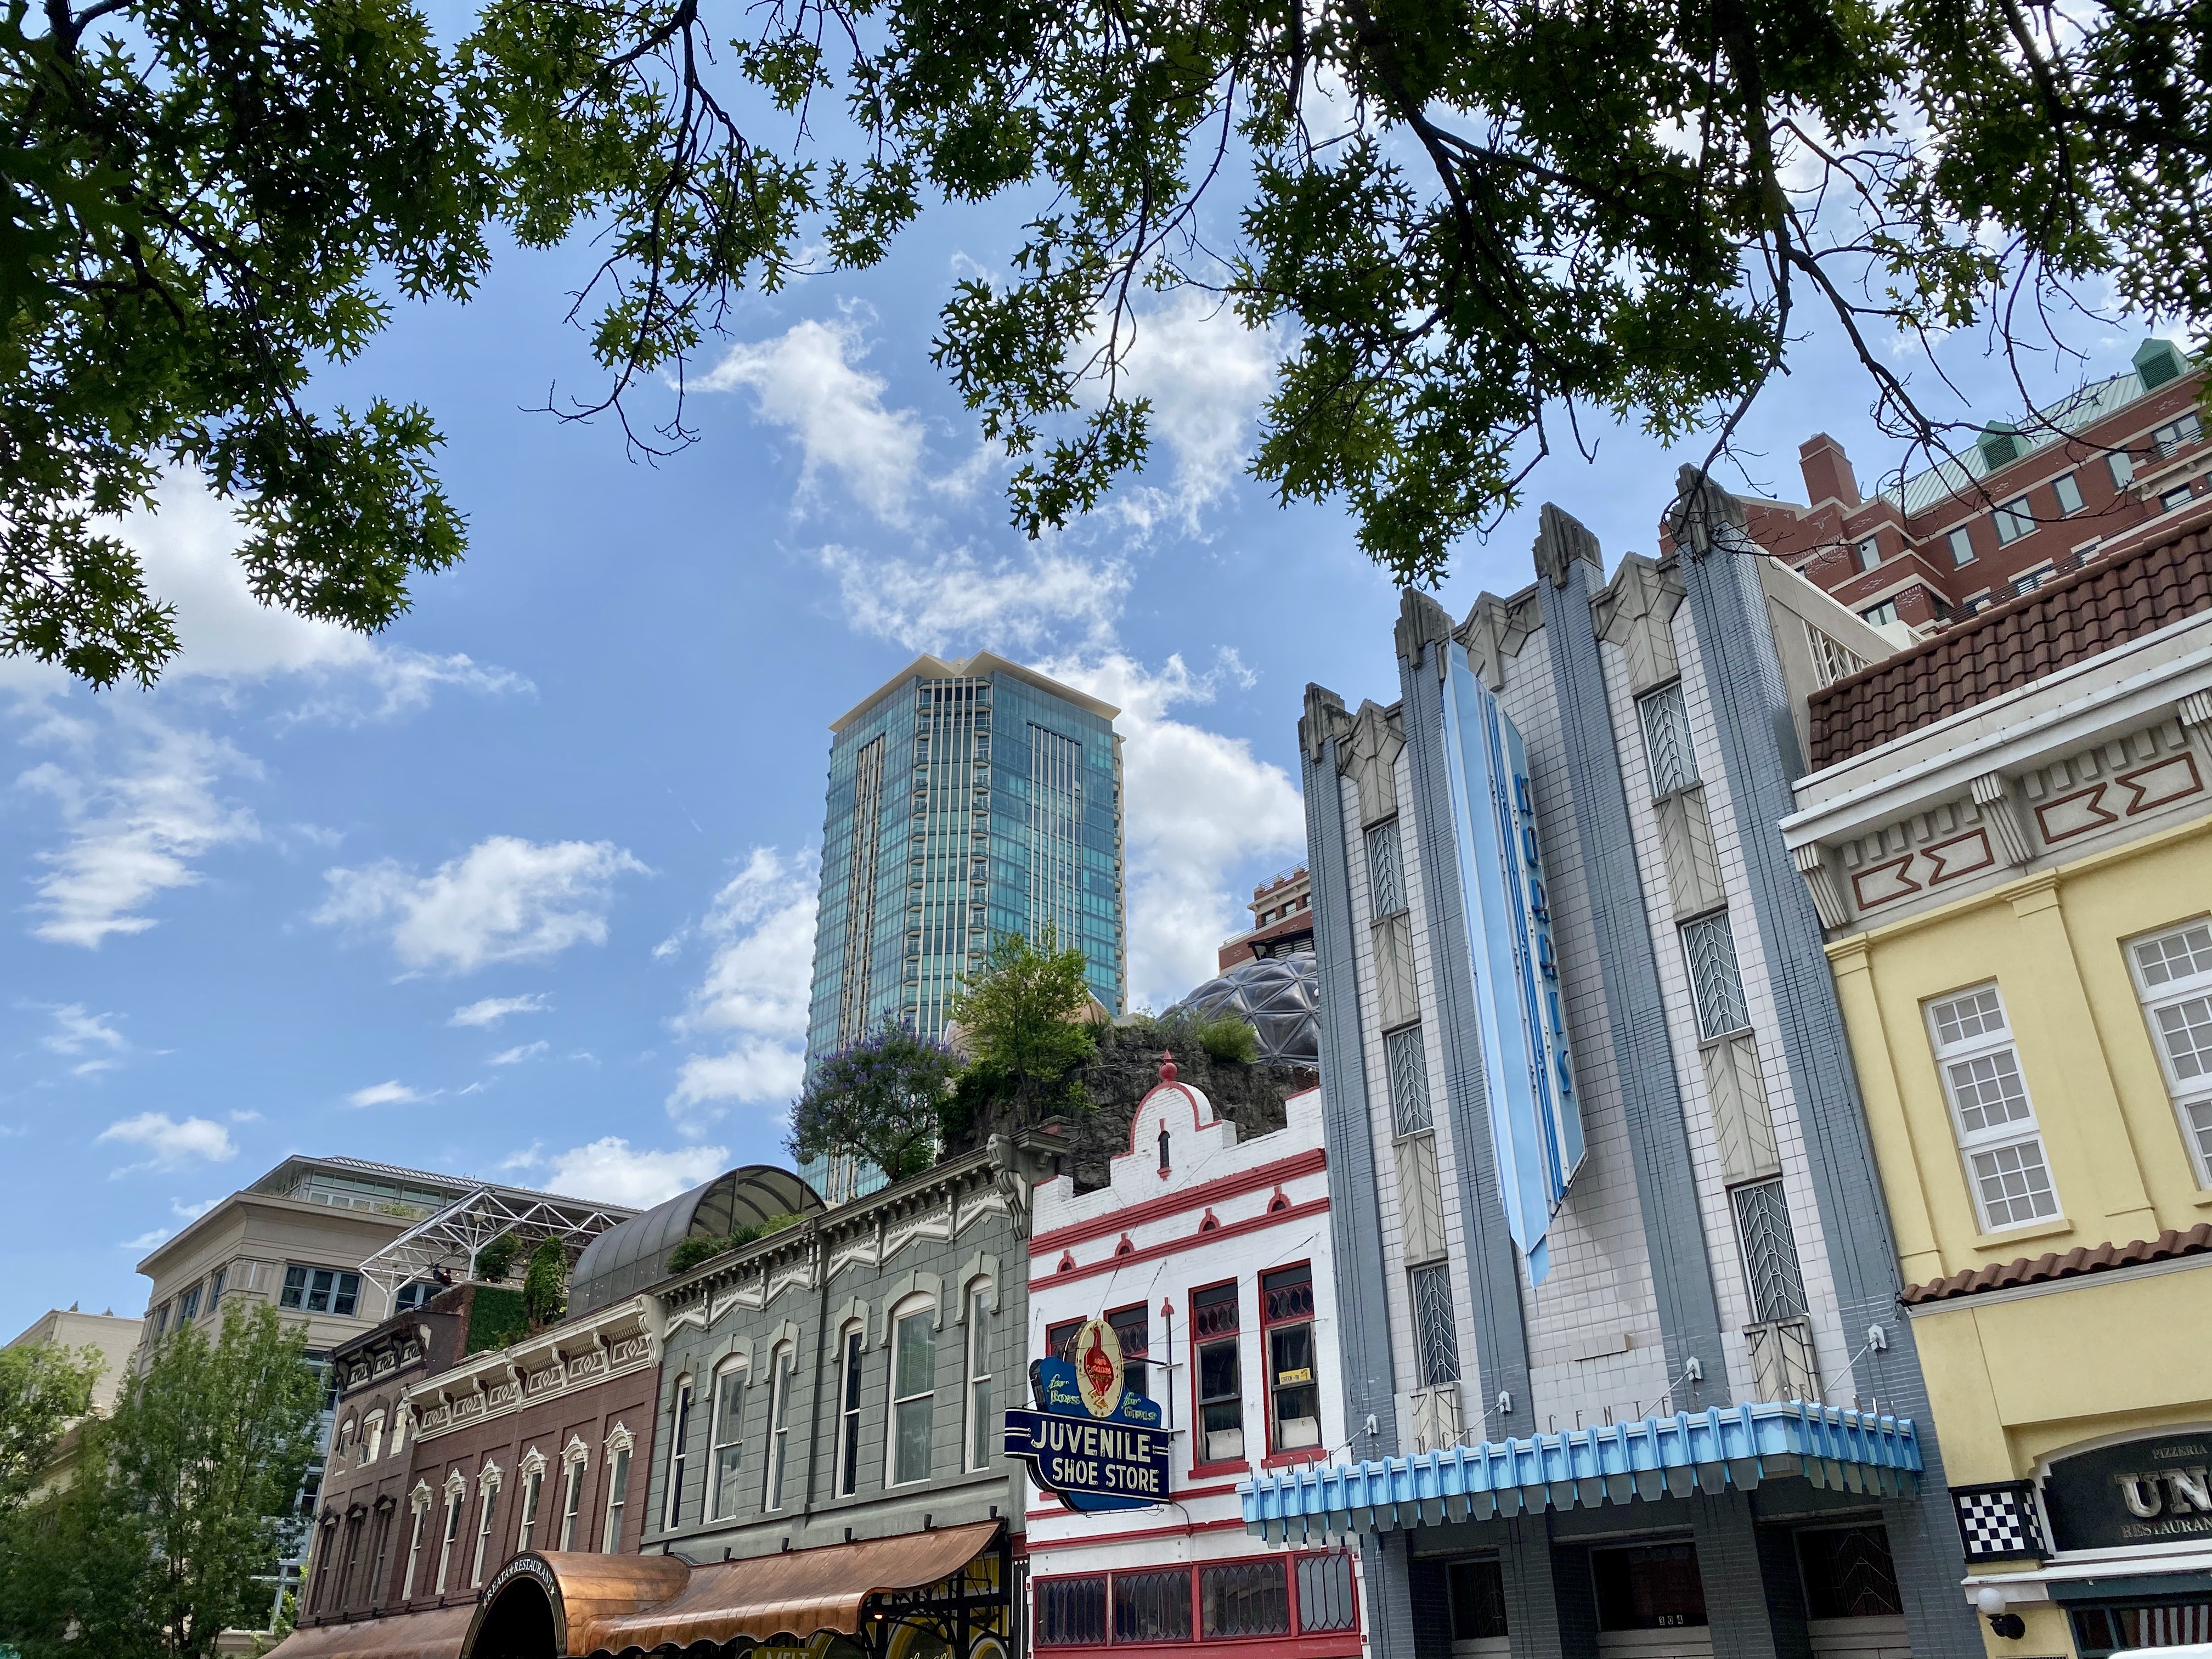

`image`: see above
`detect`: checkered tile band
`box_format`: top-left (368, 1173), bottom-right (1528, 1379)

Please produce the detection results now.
top-left (1952, 1482), bottom-right (2048, 1561)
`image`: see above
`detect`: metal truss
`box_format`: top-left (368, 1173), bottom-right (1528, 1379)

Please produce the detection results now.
top-left (357, 1185), bottom-right (635, 1317)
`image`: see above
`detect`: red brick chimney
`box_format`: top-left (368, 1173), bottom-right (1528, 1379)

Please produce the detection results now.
top-left (1798, 433), bottom-right (1861, 509)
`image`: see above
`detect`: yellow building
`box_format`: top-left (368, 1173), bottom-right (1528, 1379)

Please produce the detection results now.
top-left (1782, 510), bottom-right (2212, 1658)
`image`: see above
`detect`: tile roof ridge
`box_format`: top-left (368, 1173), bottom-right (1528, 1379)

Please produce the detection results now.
top-left (1900, 1222), bottom-right (2212, 1305)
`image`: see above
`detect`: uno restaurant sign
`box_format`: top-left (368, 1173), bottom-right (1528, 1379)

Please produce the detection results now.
top-left (1005, 1317), bottom-right (1171, 1514)
top-left (2046, 1430), bottom-right (2212, 1551)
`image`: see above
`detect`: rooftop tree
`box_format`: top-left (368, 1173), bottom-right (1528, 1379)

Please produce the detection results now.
top-left (789, 1019), bottom-right (963, 1186)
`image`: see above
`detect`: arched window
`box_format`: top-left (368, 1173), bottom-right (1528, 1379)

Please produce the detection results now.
top-left (469, 1464), bottom-right (501, 1588)
top-left (708, 1359), bottom-right (747, 1520)
top-left (762, 1343), bottom-right (796, 1510)
top-left (886, 1294), bottom-right (936, 1486)
top-left (433, 1474), bottom-right (466, 1593)
top-left (363, 1410), bottom-right (386, 1465)
top-left (516, 1449), bottom-right (547, 1553)
top-left (557, 1440), bottom-right (589, 1550)
top-left (401, 1485), bottom-right (431, 1598)
top-left (663, 1375), bottom-right (694, 1530)
top-left (835, 1322), bottom-right (866, 1496)
top-left (602, 1426), bottom-right (634, 1552)
top-left (964, 1280), bottom-right (995, 1472)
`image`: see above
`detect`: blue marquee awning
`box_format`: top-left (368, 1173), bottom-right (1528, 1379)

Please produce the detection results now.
top-left (1240, 1402), bottom-right (1921, 1543)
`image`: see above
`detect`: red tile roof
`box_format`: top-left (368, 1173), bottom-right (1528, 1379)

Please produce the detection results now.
top-left (1805, 504), bottom-right (2212, 770)
top-left (1900, 1223), bottom-right (2212, 1305)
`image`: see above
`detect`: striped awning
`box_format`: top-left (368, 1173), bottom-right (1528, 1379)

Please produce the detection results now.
top-left (1240, 1402), bottom-right (1921, 1543)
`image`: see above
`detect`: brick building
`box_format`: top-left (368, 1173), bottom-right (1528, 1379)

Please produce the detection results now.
top-left (1217, 866), bottom-right (1314, 971)
top-left (1683, 338), bottom-right (2206, 634)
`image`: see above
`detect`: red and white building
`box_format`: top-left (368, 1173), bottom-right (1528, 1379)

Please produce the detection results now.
top-left (1022, 1060), bottom-right (1363, 1659)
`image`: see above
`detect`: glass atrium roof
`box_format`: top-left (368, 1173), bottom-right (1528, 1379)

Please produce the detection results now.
top-left (569, 1165), bottom-right (826, 1314)
top-left (1163, 952), bottom-right (1320, 1066)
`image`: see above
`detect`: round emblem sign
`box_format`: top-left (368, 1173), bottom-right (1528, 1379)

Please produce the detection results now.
top-left (1073, 1318), bottom-right (1125, 1418)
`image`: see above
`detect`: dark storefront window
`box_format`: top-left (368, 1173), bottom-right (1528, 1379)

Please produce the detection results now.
top-left (1037, 1577), bottom-right (1109, 1646)
top-left (2072, 1600), bottom-right (2212, 1658)
top-left (1447, 1560), bottom-right (1508, 1640)
top-left (1116, 1570), bottom-right (1194, 1643)
top-left (1200, 1561), bottom-right (1289, 1638)
top-left (1296, 1553), bottom-right (1358, 1633)
top-left (1796, 1525), bottom-right (1901, 1620)
top-left (1592, 1543), bottom-right (1708, 1632)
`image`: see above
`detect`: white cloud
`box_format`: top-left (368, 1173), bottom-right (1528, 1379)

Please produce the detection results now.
top-left (96, 1111), bottom-right (238, 1175)
top-left (121, 1227), bottom-right (171, 1251)
top-left (346, 1080), bottom-right (424, 1108)
top-left (664, 848), bottom-right (817, 1128)
top-left (171, 1196), bottom-right (219, 1222)
top-left (490, 1041), bottom-right (547, 1066)
top-left (448, 994), bottom-right (548, 1029)
top-left (816, 544), bottom-right (1130, 658)
top-left (22, 720), bottom-right (260, 947)
top-left (41, 1003), bottom-right (125, 1056)
top-left (315, 836), bottom-right (648, 975)
top-left (1082, 290), bottom-right (1280, 535)
top-left (1036, 651), bottom-right (1304, 1007)
top-left (514, 1136), bottom-right (732, 1208)
top-left (700, 318), bottom-right (926, 524)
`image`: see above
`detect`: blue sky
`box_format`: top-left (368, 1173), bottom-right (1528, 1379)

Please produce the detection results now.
top-left (1, 169), bottom-right (2168, 1338)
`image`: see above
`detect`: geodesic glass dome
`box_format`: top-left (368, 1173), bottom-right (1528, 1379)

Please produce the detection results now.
top-left (1162, 951), bottom-right (1319, 1065)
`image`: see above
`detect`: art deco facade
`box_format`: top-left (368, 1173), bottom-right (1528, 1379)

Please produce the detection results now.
top-left (1248, 481), bottom-right (1979, 1658)
top-left (804, 651), bottom-right (1126, 1202)
top-left (1782, 500), bottom-right (2212, 1657)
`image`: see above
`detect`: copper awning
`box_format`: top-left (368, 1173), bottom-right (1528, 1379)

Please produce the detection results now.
top-left (264, 1604), bottom-right (476, 1659)
top-left (579, 1521), bottom-right (1002, 1655)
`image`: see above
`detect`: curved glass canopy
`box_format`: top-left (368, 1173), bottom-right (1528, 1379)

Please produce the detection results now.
top-left (569, 1165), bottom-right (825, 1314)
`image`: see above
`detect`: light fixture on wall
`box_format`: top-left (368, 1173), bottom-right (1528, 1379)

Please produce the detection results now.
top-left (1976, 1588), bottom-right (2026, 1640)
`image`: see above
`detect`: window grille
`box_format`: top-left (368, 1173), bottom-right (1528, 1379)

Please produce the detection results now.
top-left (1365, 819), bottom-right (1406, 917)
top-left (1927, 985), bottom-right (2059, 1229)
top-left (1115, 1570), bottom-right (1194, 1643)
top-left (1796, 1526), bottom-right (1903, 1621)
top-left (1635, 681), bottom-right (1696, 798)
top-left (1201, 1561), bottom-right (1290, 1638)
top-left (1447, 1561), bottom-right (1509, 1640)
top-left (1035, 1577), bottom-right (1108, 1646)
top-left (1731, 1180), bottom-right (1809, 1322)
top-left (1296, 1553), bottom-right (1358, 1633)
top-left (1680, 912), bottom-right (1751, 1039)
top-left (1386, 1025), bottom-right (1432, 1135)
top-left (1802, 623), bottom-right (1866, 689)
top-left (2130, 919), bottom-right (2212, 1184)
top-left (1410, 1264), bottom-right (1462, 1387)
top-left (2154, 411), bottom-right (2205, 457)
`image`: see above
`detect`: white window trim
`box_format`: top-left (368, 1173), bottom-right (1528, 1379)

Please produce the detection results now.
top-left (363, 1410), bottom-right (386, 1465)
top-left (558, 1438), bottom-right (589, 1551)
top-left (1926, 983), bottom-right (2061, 1232)
top-left (885, 1291), bottom-right (938, 1488)
top-left (835, 1322), bottom-right (866, 1497)
top-left (963, 1279), bottom-right (995, 1474)
top-left (762, 1343), bottom-right (796, 1511)
top-left (515, 1454), bottom-right (546, 1554)
top-left (470, 1464), bottom-right (501, 1588)
top-left (664, 1375), bottom-right (694, 1531)
top-left (600, 1425), bottom-right (633, 1553)
top-left (2128, 917), bottom-right (2212, 1184)
top-left (402, 1483), bottom-right (431, 1599)
top-left (433, 1474), bottom-right (466, 1594)
top-left (708, 1358), bottom-right (747, 1521)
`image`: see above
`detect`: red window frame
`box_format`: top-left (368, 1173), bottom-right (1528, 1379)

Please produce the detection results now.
top-left (1187, 1279), bottom-right (1244, 1478)
top-left (1030, 1554), bottom-right (1361, 1651)
top-left (1108, 1301), bottom-right (1150, 1401)
top-left (1258, 1260), bottom-right (1320, 1465)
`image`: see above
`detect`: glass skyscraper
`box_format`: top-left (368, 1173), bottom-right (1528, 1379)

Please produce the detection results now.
top-left (802, 651), bottom-right (1125, 1203)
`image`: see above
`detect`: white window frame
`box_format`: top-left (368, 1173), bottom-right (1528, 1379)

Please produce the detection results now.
top-left (2128, 917), bottom-right (2212, 1185)
top-left (663, 1375), bottom-right (693, 1531)
top-left (402, 1486), bottom-right (430, 1599)
top-left (2052, 471), bottom-right (2086, 515)
top-left (391, 1405), bottom-right (409, 1460)
top-left (363, 1410), bottom-right (385, 1466)
top-left (601, 1428), bottom-right (633, 1553)
top-left (708, 1358), bottom-right (747, 1520)
top-left (964, 1279), bottom-right (995, 1474)
top-left (433, 1475), bottom-right (465, 1593)
top-left (885, 1294), bottom-right (937, 1488)
top-left (835, 1323), bottom-right (866, 1497)
top-left (1861, 597), bottom-right (1901, 629)
top-left (1993, 496), bottom-right (2035, 545)
top-left (1946, 526), bottom-right (1977, 567)
top-left (470, 1465), bottom-right (500, 1588)
top-left (2108, 449), bottom-right (2137, 489)
top-left (557, 1441), bottom-right (588, 1550)
top-left (762, 1342), bottom-right (796, 1511)
top-left (1855, 537), bottom-right (1882, 572)
top-left (516, 1451), bottom-right (546, 1553)
top-left (1926, 983), bottom-right (2061, 1232)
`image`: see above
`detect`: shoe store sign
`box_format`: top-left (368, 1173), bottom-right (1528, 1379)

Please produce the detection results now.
top-left (2045, 1430), bottom-right (2212, 1550)
top-left (1005, 1317), bottom-right (1171, 1514)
